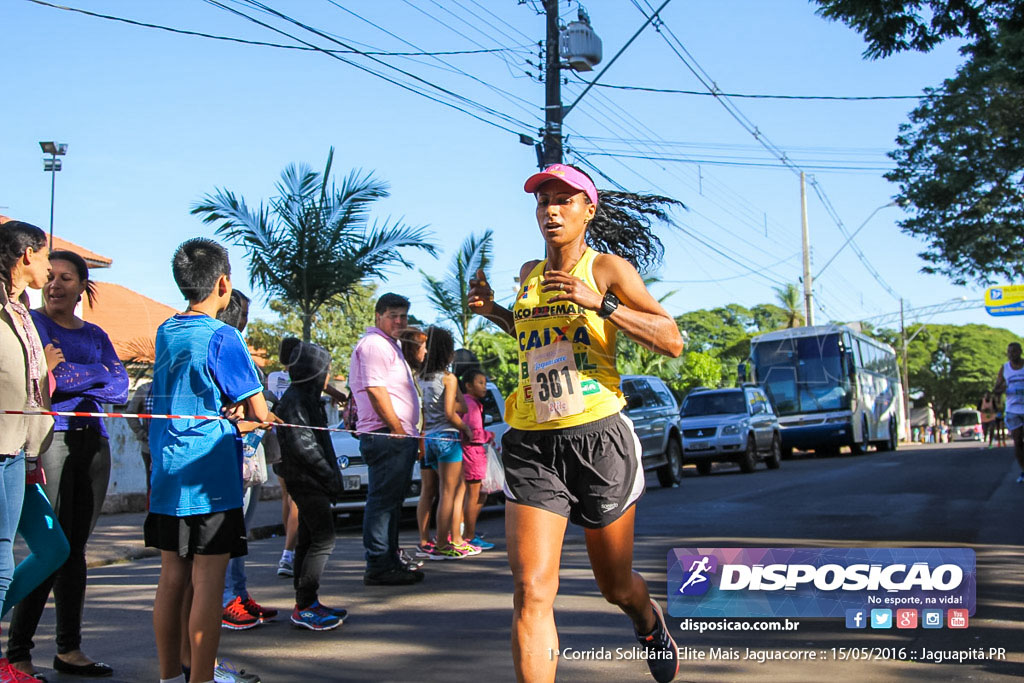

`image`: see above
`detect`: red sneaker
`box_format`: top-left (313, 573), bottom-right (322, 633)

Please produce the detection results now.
top-left (243, 596), bottom-right (279, 622)
top-left (0, 658), bottom-right (41, 683)
top-left (222, 596), bottom-right (259, 630)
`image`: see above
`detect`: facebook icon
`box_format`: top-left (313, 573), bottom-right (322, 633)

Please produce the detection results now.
top-left (846, 609), bottom-right (867, 629)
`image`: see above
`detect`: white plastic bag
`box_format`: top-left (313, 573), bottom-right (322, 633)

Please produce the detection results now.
top-left (242, 430), bottom-right (269, 488)
top-left (480, 443), bottom-right (505, 494)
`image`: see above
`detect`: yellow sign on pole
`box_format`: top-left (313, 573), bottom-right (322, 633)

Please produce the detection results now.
top-left (985, 285), bottom-right (1024, 316)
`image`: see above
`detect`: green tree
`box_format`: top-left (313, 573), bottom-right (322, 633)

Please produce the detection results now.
top-left (421, 230), bottom-right (493, 346)
top-left (466, 329), bottom-right (519, 399)
top-left (192, 147), bottom-right (436, 341)
top-left (876, 322), bottom-right (1018, 415)
top-left (247, 283), bottom-right (377, 375)
top-left (813, 1), bottom-right (1024, 285)
top-left (678, 351), bottom-right (723, 397)
top-left (773, 283), bottom-right (805, 328)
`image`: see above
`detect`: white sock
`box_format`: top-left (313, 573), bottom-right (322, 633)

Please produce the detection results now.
top-left (160, 675), bottom-right (186, 683)
top-left (282, 549), bottom-right (294, 562)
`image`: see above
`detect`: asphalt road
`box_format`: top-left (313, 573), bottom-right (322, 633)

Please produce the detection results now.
top-left (11, 440), bottom-right (1024, 682)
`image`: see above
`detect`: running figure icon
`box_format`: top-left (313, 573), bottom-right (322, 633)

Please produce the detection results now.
top-left (678, 557), bottom-right (712, 594)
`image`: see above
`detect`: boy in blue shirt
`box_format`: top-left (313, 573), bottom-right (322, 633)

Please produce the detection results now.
top-left (145, 238), bottom-right (269, 683)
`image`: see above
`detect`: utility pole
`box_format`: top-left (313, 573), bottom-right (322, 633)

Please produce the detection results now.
top-left (900, 298), bottom-right (912, 442)
top-left (800, 172), bottom-right (814, 326)
top-left (541, 0), bottom-right (562, 167)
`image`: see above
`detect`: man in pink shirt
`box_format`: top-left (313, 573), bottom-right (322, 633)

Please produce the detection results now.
top-left (348, 293), bottom-right (425, 586)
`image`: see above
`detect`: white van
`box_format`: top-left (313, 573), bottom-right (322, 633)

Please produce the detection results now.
top-left (951, 409), bottom-right (983, 441)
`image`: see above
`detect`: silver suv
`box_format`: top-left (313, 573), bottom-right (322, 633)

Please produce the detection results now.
top-left (621, 375), bottom-right (685, 487)
top-left (678, 386), bottom-right (782, 475)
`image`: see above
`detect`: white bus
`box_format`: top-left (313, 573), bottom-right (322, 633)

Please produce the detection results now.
top-left (748, 324), bottom-right (902, 456)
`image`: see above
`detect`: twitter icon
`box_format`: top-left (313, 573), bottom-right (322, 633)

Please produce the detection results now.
top-left (870, 609), bottom-right (892, 629)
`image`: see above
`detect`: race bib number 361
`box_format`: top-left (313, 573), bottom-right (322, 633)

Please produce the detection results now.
top-left (526, 340), bottom-right (585, 423)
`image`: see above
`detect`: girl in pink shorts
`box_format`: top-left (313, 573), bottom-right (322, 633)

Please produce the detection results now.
top-left (460, 368), bottom-right (495, 549)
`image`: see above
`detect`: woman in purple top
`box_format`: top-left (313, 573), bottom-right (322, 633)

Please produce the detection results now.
top-left (7, 250), bottom-right (128, 679)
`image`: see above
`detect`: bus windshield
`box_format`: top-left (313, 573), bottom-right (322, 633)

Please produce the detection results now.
top-left (681, 391), bottom-right (746, 417)
top-left (753, 333), bottom-right (849, 416)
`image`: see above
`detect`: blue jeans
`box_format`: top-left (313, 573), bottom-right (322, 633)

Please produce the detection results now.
top-left (360, 433), bottom-right (417, 574)
top-left (222, 484), bottom-right (261, 607)
top-left (0, 455), bottom-right (69, 657)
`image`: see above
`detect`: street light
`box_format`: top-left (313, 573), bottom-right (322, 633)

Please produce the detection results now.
top-left (39, 141), bottom-right (68, 249)
top-left (814, 199), bottom-right (904, 280)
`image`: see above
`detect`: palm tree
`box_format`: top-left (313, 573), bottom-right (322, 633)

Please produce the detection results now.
top-left (192, 148), bottom-right (436, 341)
top-left (773, 283), bottom-right (805, 328)
top-left (420, 230), bottom-right (493, 346)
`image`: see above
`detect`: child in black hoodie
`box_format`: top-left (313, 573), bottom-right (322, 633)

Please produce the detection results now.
top-left (275, 342), bottom-right (347, 631)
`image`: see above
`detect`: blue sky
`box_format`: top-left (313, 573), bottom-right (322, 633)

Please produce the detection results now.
top-left (2, 0), bottom-right (1019, 338)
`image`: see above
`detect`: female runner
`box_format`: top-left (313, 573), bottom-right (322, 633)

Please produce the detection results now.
top-left (469, 164), bottom-right (684, 683)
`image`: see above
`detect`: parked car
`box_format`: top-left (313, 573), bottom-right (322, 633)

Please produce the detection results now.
top-left (330, 381), bottom-right (507, 513)
top-left (678, 386), bottom-right (782, 474)
top-left (620, 375), bottom-right (685, 487)
top-left (951, 409), bottom-right (983, 441)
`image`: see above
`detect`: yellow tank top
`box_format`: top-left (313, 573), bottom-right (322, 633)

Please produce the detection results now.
top-left (507, 248), bottom-right (625, 431)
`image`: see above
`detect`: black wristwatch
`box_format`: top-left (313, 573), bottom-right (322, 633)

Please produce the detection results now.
top-left (597, 291), bottom-right (619, 319)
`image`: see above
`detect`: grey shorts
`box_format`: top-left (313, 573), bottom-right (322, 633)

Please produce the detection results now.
top-left (501, 413), bottom-right (645, 528)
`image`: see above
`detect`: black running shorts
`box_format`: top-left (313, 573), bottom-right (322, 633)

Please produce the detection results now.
top-left (501, 412), bottom-right (645, 528)
top-left (144, 508), bottom-right (248, 558)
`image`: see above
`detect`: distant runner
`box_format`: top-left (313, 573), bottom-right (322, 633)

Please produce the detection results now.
top-left (993, 342), bottom-right (1024, 483)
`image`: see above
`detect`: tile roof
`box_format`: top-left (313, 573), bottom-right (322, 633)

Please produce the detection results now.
top-left (82, 282), bottom-right (177, 362)
top-left (51, 236), bottom-right (112, 268)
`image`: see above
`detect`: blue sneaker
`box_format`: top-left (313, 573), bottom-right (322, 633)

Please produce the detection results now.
top-left (314, 600), bottom-right (348, 622)
top-left (469, 535), bottom-right (495, 550)
top-left (291, 603), bottom-right (342, 631)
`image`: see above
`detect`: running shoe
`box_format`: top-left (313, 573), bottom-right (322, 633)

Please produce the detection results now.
top-left (468, 535), bottom-right (495, 550)
top-left (453, 541), bottom-right (482, 556)
top-left (291, 603), bottom-right (342, 631)
top-left (363, 566), bottom-right (425, 585)
top-left (0, 659), bottom-right (40, 683)
top-left (415, 541), bottom-right (435, 558)
top-left (310, 600), bottom-right (348, 622)
top-left (222, 596), bottom-right (260, 630)
top-left (635, 599), bottom-right (679, 683)
top-left (213, 660), bottom-right (261, 683)
top-left (400, 548), bottom-right (424, 569)
top-left (242, 597), bottom-right (278, 622)
top-left (277, 557), bottom-right (294, 578)
top-left (430, 544), bottom-right (473, 560)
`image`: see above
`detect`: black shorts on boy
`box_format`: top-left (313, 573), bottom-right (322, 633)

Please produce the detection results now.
top-left (144, 508), bottom-right (248, 558)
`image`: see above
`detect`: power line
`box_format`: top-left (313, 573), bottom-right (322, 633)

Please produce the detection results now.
top-left (575, 151), bottom-right (891, 173)
top-left (24, 0), bottom-right (522, 56)
top-left (574, 80), bottom-right (925, 101)
top-left (200, 0), bottom-right (536, 139)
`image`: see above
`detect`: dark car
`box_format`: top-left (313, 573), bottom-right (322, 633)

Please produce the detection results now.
top-left (677, 386), bottom-right (782, 474)
top-left (621, 375), bottom-right (685, 487)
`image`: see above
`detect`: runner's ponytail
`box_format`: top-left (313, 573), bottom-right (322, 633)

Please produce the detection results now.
top-left (569, 166), bottom-right (682, 273)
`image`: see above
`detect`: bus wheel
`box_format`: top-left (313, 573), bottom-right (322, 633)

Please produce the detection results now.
top-left (765, 434), bottom-right (782, 469)
top-left (876, 420), bottom-right (898, 452)
top-left (739, 436), bottom-right (757, 473)
top-left (850, 417), bottom-right (870, 455)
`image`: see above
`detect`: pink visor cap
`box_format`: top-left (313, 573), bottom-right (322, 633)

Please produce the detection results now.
top-left (523, 164), bottom-right (598, 205)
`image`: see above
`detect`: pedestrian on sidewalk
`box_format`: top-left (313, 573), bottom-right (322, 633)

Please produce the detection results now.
top-left (994, 341), bottom-right (1024, 483)
top-left (8, 249), bottom-right (129, 680)
top-left (217, 291), bottom-right (280, 632)
top-left (272, 337), bottom-right (300, 580)
top-left (980, 391), bottom-right (997, 448)
top-left (468, 164), bottom-right (685, 683)
top-left (276, 341), bottom-right (348, 630)
top-left (144, 238), bottom-right (270, 683)
top-left (348, 293), bottom-right (425, 586)
top-left (459, 367), bottom-right (496, 550)
top-left (0, 221), bottom-right (70, 683)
